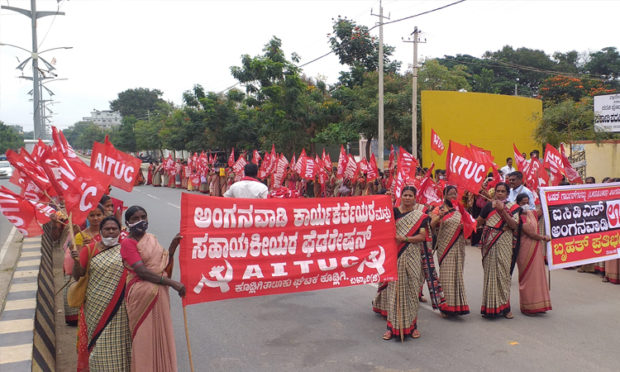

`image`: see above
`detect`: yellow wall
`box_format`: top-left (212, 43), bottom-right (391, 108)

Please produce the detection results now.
top-left (578, 141), bottom-right (620, 181)
top-left (421, 91), bottom-right (542, 169)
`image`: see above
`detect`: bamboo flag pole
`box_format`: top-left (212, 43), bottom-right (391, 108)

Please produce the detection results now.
top-left (183, 306), bottom-right (195, 372)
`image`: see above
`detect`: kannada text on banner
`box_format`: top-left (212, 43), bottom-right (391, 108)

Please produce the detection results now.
top-left (179, 194), bottom-right (399, 305)
top-left (540, 183), bottom-right (620, 270)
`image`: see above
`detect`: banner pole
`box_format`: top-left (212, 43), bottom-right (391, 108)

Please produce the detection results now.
top-left (396, 286), bottom-right (404, 342)
top-left (183, 305), bottom-right (195, 372)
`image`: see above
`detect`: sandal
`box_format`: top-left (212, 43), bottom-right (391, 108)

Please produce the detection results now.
top-left (419, 296), bottom-right (428, 303)
top-left (411, 329), bottom-right (421, 339)
top-left (602, 277), bottom-right (610, 282)
top-left (504, 312), bottom-right (514, 319)
top-left (382, 330), bottom-right (393, 340)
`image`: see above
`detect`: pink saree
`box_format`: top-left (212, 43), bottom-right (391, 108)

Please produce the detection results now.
top-left (517, 211), bottom-right (552, 314)
top-left (124, 233), bottom-right (178, 372)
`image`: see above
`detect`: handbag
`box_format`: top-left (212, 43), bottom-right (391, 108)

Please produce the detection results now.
top-left (66, 245), bottom-right (93, 308)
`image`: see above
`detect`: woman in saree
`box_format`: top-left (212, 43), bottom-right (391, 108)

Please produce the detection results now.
top-left (74, 216), bottom-right (131, 371)
top-left (603, 259), bottom-right (619, 284)
top-left (71, 205), bottom-right (105, 371)
top-left (515, 193), bottom-right (552, 315)
top-left (152, 162), bottom-right (162, 187)
top-left (373, 186), bottom-right (427, 340)
top-left (120, 206), bottom-right (186, 372)
top-left (431, 185), bottom-right (470, 317)
top-left (146, 163), bottom-right (153, 185)
top-left (477, 182), bottom-right (520, 319)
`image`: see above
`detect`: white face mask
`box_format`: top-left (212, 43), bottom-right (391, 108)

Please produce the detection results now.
top-left (101, 236), bottom-right (119, 247)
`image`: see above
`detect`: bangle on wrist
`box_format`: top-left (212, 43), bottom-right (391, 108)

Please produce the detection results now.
top-left (159, 276), bottom-right (164, 284)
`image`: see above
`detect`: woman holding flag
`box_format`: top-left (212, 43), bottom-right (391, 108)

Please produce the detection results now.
top-left (374, 186), bottom-right (427, 340)
top-left (431, 185), bottom-right (470, 317)
top-left (477, 182), bottom-right (520, 319)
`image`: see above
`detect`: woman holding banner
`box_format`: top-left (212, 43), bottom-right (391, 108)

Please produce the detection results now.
top-left (375, 186), bottom-right (427, 340)
top-left (431, 185), bottom-right (470, 317)
top-left (120, 206), bottom-right (186, 372)
top-left (477, 182), bottom-right (520, 319)
top-left (515, 193), bottom-right (552, 315)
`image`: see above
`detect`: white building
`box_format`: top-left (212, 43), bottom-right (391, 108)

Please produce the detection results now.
top-left (82, 109), bottom-right (122, 128)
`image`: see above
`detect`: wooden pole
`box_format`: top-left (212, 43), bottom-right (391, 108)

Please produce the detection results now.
top-left (183, 306), bottom-right (195, 372)
top-left (396, 284), bottom-right (404, 342)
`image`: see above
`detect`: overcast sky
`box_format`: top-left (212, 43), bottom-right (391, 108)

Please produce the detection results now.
top-left (1, 0), bottom-right (618, 131)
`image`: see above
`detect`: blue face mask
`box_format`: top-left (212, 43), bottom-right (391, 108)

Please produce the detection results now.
top-left (128, 220), bottom-right (148, 234)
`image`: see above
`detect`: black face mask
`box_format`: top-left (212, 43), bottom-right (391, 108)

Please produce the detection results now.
top-left (128, 220), bottom-right (148, 234)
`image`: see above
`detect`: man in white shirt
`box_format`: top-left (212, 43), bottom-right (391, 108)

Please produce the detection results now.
top-left (224, 163), bottom-right (268, 199)
top-left (507, 171), bottom-right (536, 209)
top-left (499, 157), bottom-right (516, 179)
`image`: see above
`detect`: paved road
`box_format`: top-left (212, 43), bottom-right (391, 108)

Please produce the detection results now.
top-left (110, 184), bottom-right (619, 372)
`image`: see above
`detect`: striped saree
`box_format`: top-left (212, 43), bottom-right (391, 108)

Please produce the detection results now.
top-left (480, 202), bottom-right (520, 317)
top-left (380, 205), bottom-right (427, 337)
top-left (85, 244), bottom-right (131, 371)
top-left (436, 209), bottom-right (470, 315)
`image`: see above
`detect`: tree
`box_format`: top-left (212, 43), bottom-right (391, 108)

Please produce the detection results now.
top-left (418, 59), bottom-right (471, 91)
top-left (110, 87), bottom-right (165, 119)
top-left (539, 75), bottom-right (615, 106)
top-left (328, 16), bottom-right (400, 87)
top-left (584, 47), bottom-right (620, 86)
top-left (63, 121), bottom-right (105, 150)
top-left (534, 97), bottom-right (617, 146)
top-left (109, 117), bottom-right (137, 153)
top-left (0, 121), bottom-right (24, 153)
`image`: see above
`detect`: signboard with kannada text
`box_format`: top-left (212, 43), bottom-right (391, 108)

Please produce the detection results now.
top-left (540, 183), bottom-right (620, 270)
top-left (179, 193), bottom-right (398, 305)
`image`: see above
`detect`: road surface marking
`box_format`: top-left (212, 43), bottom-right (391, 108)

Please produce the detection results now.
top-left (4, 298), bottom-right (36, 311)
top-left (16, 259), bottom-right (41, 268)
top-left (12, 270), bottom-right (38, 279)
top-left (20, 251), bottom-right (41, 258)
top-left (0, 226), bottom-right (17, 266)
top-left (167, 202), bottom-right (180, 209)
top-left (0, 319), bottom-right (34, 334)
top-left (9, 282), bottom-right (38, 293)
top-left (0, 344), bottom-right (32, 364)
top-left (147, 193), bottom-right (159, 200)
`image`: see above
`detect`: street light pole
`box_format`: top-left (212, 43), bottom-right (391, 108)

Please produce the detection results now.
top-left (1, 0), bottom-right (65, 140)
top-left (403, 27), bottom-right (424, 158)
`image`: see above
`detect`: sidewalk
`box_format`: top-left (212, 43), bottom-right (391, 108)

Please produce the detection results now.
top-left (0, 229), bottom-right (40, 371)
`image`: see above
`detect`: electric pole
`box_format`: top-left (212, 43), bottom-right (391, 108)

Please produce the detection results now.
top-left (371, 0), bottom-right (389, 170)
top-left (1, 0), bottom-right (65, 140)
top-left (403, 27), bottom-right (424, 158)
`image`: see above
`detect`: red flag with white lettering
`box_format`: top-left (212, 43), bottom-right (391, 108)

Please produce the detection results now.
top-left (0, 186), bottom-right (43, 237)
top-left (513, 143), bottom-right (528, 173)
top-left (445, 141), bottom-right (490, 194)
top-left (299, 155), bottom-right (316, 181)
top-left (271, 155), bottom-right (289, 188)
top-left (393, 147), bottom-right (419, 205)
top-left (252, 150), bottom-right (261, 165)
top-left (90, 136), bottom-right (142, 192)
top-left (543, 143), bottom-right (566, 185)
top-left (343, 154), bottom-right (358, 181)
top-left (417, 163), bottom-right (442, 206)
top-left (431, 129), bottom-right (445, 155)
top-left (367, 154), bottom-right (379, 182)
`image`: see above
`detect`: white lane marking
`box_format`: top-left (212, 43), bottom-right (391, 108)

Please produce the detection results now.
top-left (147, 193), bottom-right (159, 200)
top-left (0, 226), bottom-right (17, 266)
top-left (167, 202), bottom-right (180, 209)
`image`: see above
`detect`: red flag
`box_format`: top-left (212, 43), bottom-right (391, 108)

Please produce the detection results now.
top-left (295, 149), bottom-right (307, 175)
top-left (343, 154), bottom-right (358, 180)
top-left (543, 143), bottom-right (566, 182)
top-left (358, 158), bottom-right (369, 175)
top-left (232, 154), bottom-right (247, 176)
top-left (388, 145), bottom-right (395, 171)
top-left (321, 149), bottom-right (331, 170)
top-left (336, 145), bottom-right (348, 179)
top-left (258, 152), bottom-right (271, 180)
top-left (431, 129), bottom-right (445, 155)
top-left (0, 186), bottom-right (43, 237)
top-left (299, 155), bottom-right (316, 181)
top-left (367, 154), bottom-right (379, 182)
top-left (271, 155), bottom-right (289, 188)
top-left (228, 148), bottom-right (235, 167)
top-left (417, 163), bottom-right (442, 206)
top-left (513, 144), bottom-right (527, 172)
top-left (90, 136), bottom-right (142, 192)
top-left (393, 147), bottom-right (419, 205)
top-left (457, 203), bottom-right (476, 239)
top-left (445, 141), bottom-right (489, 194)
top-left (559, 144), bottom-right (583, 184)
top-left (252, 150), bottom-right (261, 165)
top-left (487, 166), bottom-right (502, 190)
top-left (5, 149), bottom-right (56, 197)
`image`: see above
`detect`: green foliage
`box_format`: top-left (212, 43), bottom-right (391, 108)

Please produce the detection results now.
top-left (328, 17), bottom-right (400, 87)
top-left (535, 97), bottom-right (618, 146)
top-left (110, 87), bottom-right (165, 119)
top-left (0, 121), bottom-right (24, 153)
top-left (109, 117), bottom-right (137, 152)
top-left (62, 121), bottom-right (105, 150)
top-left (585, 47), bottom-right (620, 88)
top-left (418, 59), bottom-right (471, 91)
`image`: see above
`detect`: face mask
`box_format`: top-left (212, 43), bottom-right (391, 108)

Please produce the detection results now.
top-left (127, 220), bottom-right (148, 234)
top-left (101, 236), bottom-right (119, 247)
top-left (521, 205), bottom-right (530, 211)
